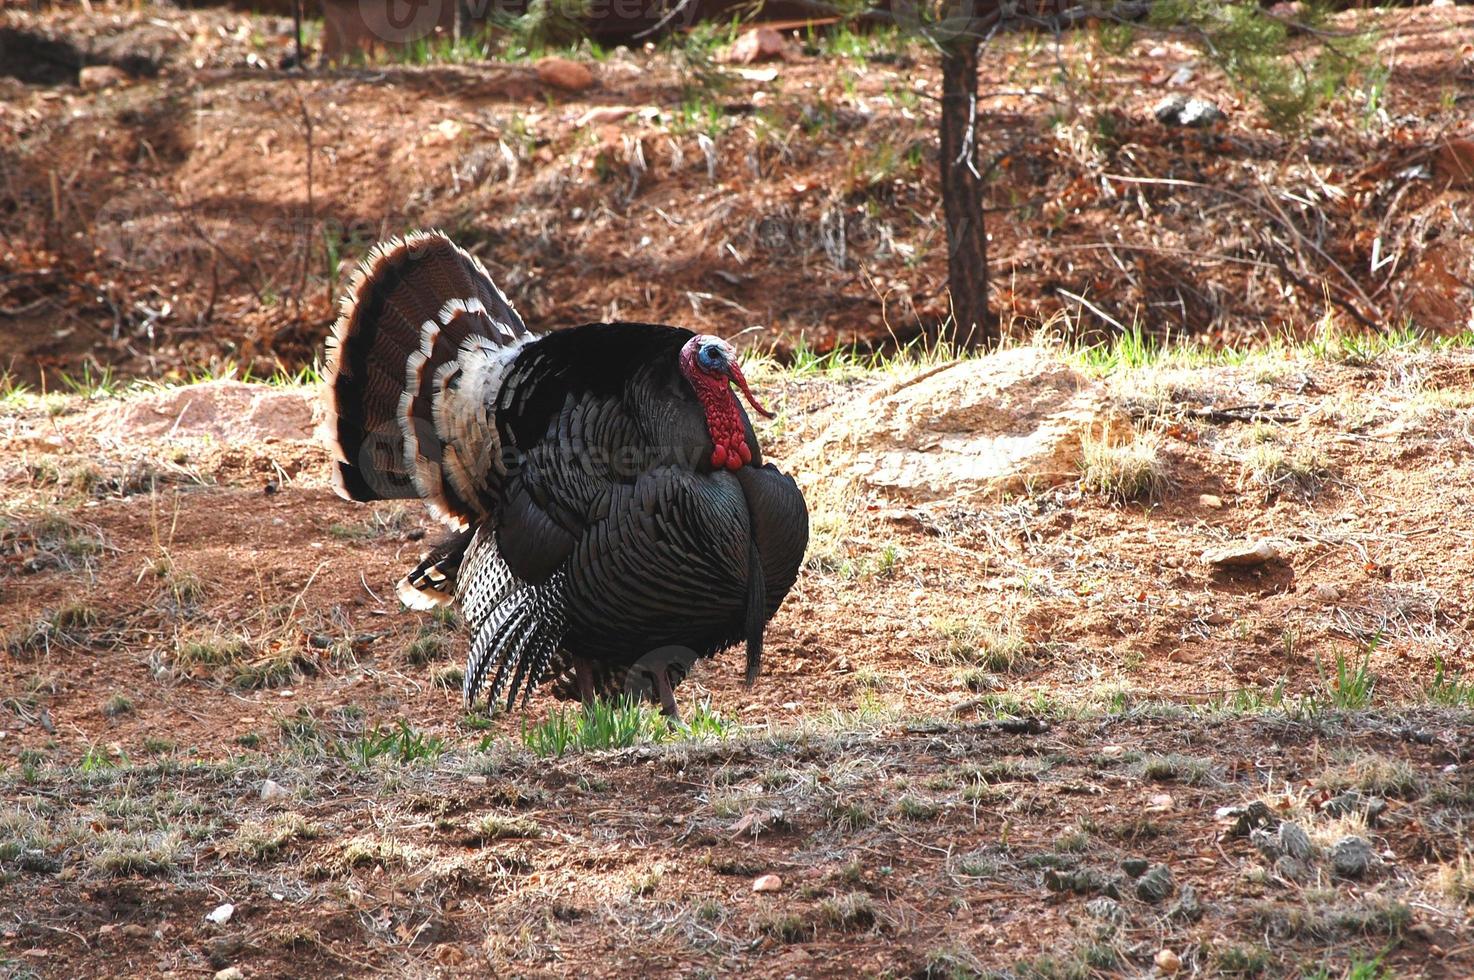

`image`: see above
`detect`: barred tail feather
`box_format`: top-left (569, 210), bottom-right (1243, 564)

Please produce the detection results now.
top-left (463, 571), bottom-right (568, 711)
top-left (321, 230), bottom-right (531, 528)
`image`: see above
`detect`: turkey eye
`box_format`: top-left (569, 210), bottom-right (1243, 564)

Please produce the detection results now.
top-left (699, 346), bottom-right (726, 370)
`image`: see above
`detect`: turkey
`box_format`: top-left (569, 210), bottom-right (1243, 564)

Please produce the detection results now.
top-left (321, 230), bottom-right (808, 718)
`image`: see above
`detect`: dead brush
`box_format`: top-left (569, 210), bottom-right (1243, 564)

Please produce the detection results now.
top-left (0, 509), bottom-right (108, 573)
top-left (9, 599), bottom-right (103, 655)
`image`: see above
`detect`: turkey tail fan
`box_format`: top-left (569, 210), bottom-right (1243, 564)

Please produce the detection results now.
top-left (396, 527), bottom-right (476, 610)
top-left (743, 537), bottom-right (766, 687)
top-left (321, 230), bottom-right (531, 529)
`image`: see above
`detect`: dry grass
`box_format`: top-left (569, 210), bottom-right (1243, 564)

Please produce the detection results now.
top-left (1236, 425), bottom-right (1328, 498)
top-left (1079, 426), bottom-right (1167, 503)
top-left (925, 616), bottom-right (1031, 672)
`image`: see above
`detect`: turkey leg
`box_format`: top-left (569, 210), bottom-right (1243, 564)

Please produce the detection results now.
top-left (655, 668), bottom-right (681, 721)
top-left (573, 657), bottom-right (596, 705)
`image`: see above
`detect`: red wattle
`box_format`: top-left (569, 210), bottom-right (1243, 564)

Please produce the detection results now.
top-left (680, 336), bottom-right (763, 471)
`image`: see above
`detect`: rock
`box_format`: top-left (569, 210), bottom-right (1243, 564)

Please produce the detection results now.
top-left (535, 57), bottom-right (594, 92)
top-left (214, 969), bottom-right (245, 980)
top-left (1043, 868), bottom-right (1122, 899)
top-left (1085, 897), bottom-right (1126, 924)
top-left (79, 65), bottom-right (128, 91)
top-left (1273, 855), bottom-right (1311, 883)
top-left (259, 779), bottom-right (290, 801)
top-left (1167, 884), bottom-right (1203, 922)
top-left (1154, 94), bottom-right (1225, 128)
top-left (1202, 539), bottom-right (1281, 569)
top-left (83, 381), bottom-right (316, 443)
top-left (751, 873), bottom-right (782, 893)
top-left (1155, 948), bottom-right (1182, 974)
top-left (575, 105), bottom-right (636, 128)
top-left (1267, 1), bottom-right (1306, 32)
top-left (1330, 836), bottom-right (1374, 878)
top-left (1250, 826), bottom-right (1281, 860)
top-left (1167, 65), bottom-right (1195, 87)
top-left (1198, 493), bottom-right (1224, 509)
top-left (1121, 857), bottom-right (1150, 878)
top-left (1320, 791), bottom-right (1386, 826)
top-left (1277, 821), bottom-right (1313, 861)
top-left (793, 348), bottom-right (1117, 503)
top-left (724, 27), bottom-right (793, 65)
top-left (205, 903), bottom-right (234, 925)
top-left (1311, 583), bottom-right (1342, 603)
top-left (1433, 138), bottom-right (1474, 189)
top-left (1146, 793), bottom-right (1175, 813)
top-left (1135, 864), bottom-right (1175, 903)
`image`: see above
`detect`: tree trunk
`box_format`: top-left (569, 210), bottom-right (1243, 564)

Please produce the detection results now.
top-left (937, 36), bottom-right (996, 349)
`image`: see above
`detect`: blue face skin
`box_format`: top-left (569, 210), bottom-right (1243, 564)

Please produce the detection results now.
top-left (698, 344), bottom-right (728, 373)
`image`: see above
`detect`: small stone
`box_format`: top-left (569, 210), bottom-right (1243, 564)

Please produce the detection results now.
top-left (1167, 65), bottom-right (1195, 87)
top-left (1154, 94), bottom-right (1224, 128)
top-left (1121, 857), bottom-right (1150, 878)
top-left (1135, 864), bottom-right (1175, 903)
top-left (1273, 855), bottom-right (1310, 883)
top-left (259, 779), bottom-right (290, 801)
top-left (576, 105), bottom-right (636, 128)
top-left (79, 65), bottom-right (128, 91)
top-left (1250, 826), bottom-right (1281, 860)
top-left (205, 903), bottom-right (234, 925)
top-left (1043, 868), bottom-right (1122, 899)
top-left (1202, 539), bottom-right (1281, 568)
top-left (1146, 793), bottom-right (1175, 813)
top-left (1223, 800), bottom-right (1275, 838)
top-left (535, 57), bottom-right (594, 93)
top-left (1085, 896), bottom-right (1126, 924)
top-left (752, 874), bottom-right (782, 893)
top-left (1320, 791), bottom-right (1386, 826)
top-left (1311, 583), bottom-right (1342, 603)
top-left (724, 26), bottom-right (792, 65)
top-left (1330, 836), bottom-right (1374, 878)
top-left (1167, 883), bottom-right (1203, 922)
top-left (1277, 821), bottom-right (1313, 861)
top-left (215, 969), bottom-right (245, 980)
top-left (1198, 493), bottom-right (1224, 509)
top-left (1155, 948), bottom-right (1182, 974)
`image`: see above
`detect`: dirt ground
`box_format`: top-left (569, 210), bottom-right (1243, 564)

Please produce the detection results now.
top-left (4, 2), bottom-right (1474, 977)
top-left (2, 2), bottom-right (1473, 382)
top-left (3, 336), bottom-right (1474, 977)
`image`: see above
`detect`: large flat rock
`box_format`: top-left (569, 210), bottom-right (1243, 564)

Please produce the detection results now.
top-left (800, 347), bottom-right (1111, 502)
top-left (85, 380), bottom-right (318, 443)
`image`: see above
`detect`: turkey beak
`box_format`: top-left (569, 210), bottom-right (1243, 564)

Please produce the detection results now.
top-left (727, 362), bottom-right (774, 419)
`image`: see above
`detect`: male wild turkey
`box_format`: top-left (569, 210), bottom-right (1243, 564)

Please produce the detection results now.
top-left (322, 231), bottom-right (808, 717)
